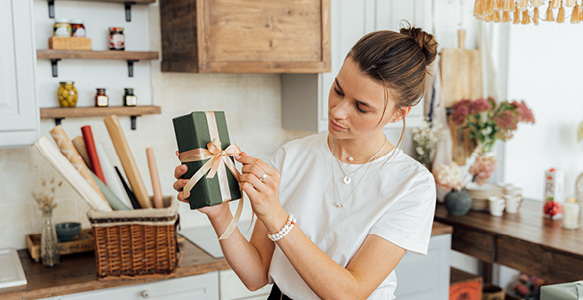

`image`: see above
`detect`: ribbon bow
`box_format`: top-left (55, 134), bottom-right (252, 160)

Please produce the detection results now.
top-left (179, 138), bottom-right (242, 198)
top-left (179, 138), bottom-right (245, 240)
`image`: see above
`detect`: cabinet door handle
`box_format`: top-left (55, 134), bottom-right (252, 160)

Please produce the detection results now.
top-left (141, 290), bottom-right (151, 298)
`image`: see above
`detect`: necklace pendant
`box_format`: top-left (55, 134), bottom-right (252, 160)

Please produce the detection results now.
top-left (335, 202), bottom-right (345, 208)
top-left (343, 176), bottom-right (351, 184)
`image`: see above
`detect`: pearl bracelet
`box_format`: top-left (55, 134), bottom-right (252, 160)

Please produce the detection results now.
top-left (268, 214), bottom-right (296, 242)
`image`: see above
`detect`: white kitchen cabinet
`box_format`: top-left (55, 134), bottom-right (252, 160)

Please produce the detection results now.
top-left (282, 0), bottom-right (430, 133)
top-left (40, 272), bottom-right (219, 300)
top-left (0, 0), bottom-right (39, 147)
top-left (219, 269), bottom-right (271, 300)
top-left (394, 233), bottom-right (451, 300)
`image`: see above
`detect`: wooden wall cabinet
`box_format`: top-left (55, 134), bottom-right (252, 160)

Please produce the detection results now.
top-left (159, 0), bottom-right (330, 73)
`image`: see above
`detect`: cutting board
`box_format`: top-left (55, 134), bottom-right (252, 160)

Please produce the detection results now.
top-left (440, 30), bottom-right (483, 108)
top-left (441, 30), bottom-right (481, 165)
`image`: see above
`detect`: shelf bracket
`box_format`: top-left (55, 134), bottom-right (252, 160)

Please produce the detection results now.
top-left (50, 59), bottom-right (61, 77)
top-left (127, 60), bottom-right (138, 77)
top-left (48, 0), bottom-right (55, 18)
top-left (130, 116), bottom-right (138, 130)
top-left (54, 118), bottom-right (64, 126)
top-left (124, 2), bottom-right (136, 22)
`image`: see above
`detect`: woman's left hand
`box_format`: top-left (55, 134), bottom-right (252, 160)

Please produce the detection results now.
top-left (235, 154), bottom-right (286, 226)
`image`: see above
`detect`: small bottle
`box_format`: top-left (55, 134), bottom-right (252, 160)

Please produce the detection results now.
top-left (53, 18), bottom-right (71, 37)
top-left (70, 19), bottom-right (86, 38)
top-left (123, 88), bottom-right (137, 106)
top-left (562, 198), bottom-right (580, 229)
top-left (95, 88), bottom-right (109, 107)
top-left (109, 27), bottom-right (125, 50)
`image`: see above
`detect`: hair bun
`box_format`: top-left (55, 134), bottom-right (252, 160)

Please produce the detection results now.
top-left (400, 26), bottom-right (438, 66)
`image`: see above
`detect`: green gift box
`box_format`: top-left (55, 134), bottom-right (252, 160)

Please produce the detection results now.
top-left (172, 111), bottom-right (242, 210)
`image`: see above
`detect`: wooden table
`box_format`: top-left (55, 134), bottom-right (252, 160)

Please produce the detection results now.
top-left (434, 199), bottom-right (583, 284)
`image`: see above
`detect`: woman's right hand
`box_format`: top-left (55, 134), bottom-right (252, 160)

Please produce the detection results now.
top-left (173, 157), bottom-right (230, 220)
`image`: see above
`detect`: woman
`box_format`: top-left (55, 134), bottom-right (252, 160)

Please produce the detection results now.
top-left (174, 25), bottom-right (438, 300)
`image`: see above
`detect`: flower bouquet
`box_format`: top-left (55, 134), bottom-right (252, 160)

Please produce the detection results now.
top-left (412, 119), bottom-right (444, 169)
top-left (451, 97), bottom-right (535, 184)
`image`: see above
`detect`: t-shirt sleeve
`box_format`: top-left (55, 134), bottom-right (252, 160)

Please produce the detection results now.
top-left (269, 145), bottom-right (286, 173)
top-left (369, 172), bottom-right (437, 255)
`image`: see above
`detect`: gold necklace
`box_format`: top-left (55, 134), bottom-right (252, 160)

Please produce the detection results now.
top-left (331, 137), bottom-right (387, 184)
top-left (330, 136), bottom-right (387, 208)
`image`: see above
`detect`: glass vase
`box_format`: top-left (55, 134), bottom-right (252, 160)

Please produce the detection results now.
top-left (40, 207), bottom-right (60, 267)
top-left (470, 145), bottom-right (498, 185)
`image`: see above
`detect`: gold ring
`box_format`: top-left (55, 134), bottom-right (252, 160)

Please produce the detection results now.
top-left (259, 172), bottom-right (268, 182)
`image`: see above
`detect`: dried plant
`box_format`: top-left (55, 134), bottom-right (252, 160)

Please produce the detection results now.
top-left (31, 168), bottom-right (63, 213)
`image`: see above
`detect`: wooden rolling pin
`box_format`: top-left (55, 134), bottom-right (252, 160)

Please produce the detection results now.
top-left (104, 115), bottom-right (152, 208)
top-left (146, 147), bottom-right (164, 209)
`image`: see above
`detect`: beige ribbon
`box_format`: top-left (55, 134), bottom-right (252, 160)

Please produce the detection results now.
top-left (179, 138), bottom-right (245, 240)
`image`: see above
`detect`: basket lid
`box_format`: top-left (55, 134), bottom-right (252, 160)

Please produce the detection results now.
top-left (87, 196), bottom-right (178, 227)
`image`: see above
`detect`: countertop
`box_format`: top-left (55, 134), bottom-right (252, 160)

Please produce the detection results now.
top-left (0, 221), bottom-right (451, 300)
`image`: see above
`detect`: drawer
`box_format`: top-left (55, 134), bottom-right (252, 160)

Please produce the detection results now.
top-left (42, 272), bottom-right (219, 300)
top-left (496, 235), bottom-right (544, 277)
top-left (219, 269), bottom-right (271, 300)
top-left (451, 227), bottom-right (494, 262)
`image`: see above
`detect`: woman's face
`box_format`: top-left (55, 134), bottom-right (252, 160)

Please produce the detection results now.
top-left (328, 57), bottom-right (401, 140)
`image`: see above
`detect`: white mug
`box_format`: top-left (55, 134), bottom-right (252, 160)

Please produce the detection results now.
top-left (489, 196), bottom-right (505, 216)
top-left (505, 195), bottom-right (521, 214)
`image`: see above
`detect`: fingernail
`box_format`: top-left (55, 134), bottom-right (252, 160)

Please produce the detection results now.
top-left (180, 165), bottom-right (186, 170)
top-left (235, 155), bottom-right (241, 159)
top-left (183, 179), bottom-right (189, 184)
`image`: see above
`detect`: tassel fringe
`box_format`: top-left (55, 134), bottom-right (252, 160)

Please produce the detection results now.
top-left (532, 0), bottom-right (544, 7)
top-left (546, 2), bottom-right (555, 21)
top-left (566, 0), bottom-right (576, 7)
top-left (474, 0), bottom-right (485, 16)
top-left (503, 0), bottom-right (516, 11)
top-left (517, 0), bottom-right (529, 10)
top-left (533, 7), bottom-right (540, 24)
top-left (502, 10), bottom-right (512, 22)
top-left (485, 0), bottom-right (495, 15)
top-left (571, 4), bottom-right (579, 22)
top-left (552, 0), bottom-right (560, 8)
top-left (522, 9), bottom-right (531, 23)
top-left (557, 1), bottom-right (566, 22)
top-left (514, 8), bottom-right (522, 23)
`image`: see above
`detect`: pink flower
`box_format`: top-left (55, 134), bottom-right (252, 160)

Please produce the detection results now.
top-left (494, 110), bottom-right (518, 131)
top-left (511, 100), bottom-right (535, 124)
top-left (469, 98), bottom-right (492, 114)
top-left (469, 155), bottom-right (497, 185)
top-left (451, 99), bottom-right (471, 126)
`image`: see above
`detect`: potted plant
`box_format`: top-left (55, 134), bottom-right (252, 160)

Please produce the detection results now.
top-left (434, 163), bottom-right (473, 216)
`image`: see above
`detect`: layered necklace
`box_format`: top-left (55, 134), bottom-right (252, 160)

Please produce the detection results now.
top-left (331, 137), bottom-right (388, 184)
top-left (330, 137), bottom-right (388, 208)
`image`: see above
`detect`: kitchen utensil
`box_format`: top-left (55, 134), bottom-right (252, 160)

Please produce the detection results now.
top-left (146, 147), bottom-right (164, 208)
top-left (441, 29), bottom-right (482, 165)
top-left (104, 115), bottom-right (152, 208)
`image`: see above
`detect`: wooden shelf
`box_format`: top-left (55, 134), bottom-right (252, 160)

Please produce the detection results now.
top-left (37, 50), bottom-right (159, 77)
top-left (37, 50), bottom-right (159, 60)
top-left (47, 0), bottom-right (155, 20)
top-left (40, 105), bottom-right (161, 129)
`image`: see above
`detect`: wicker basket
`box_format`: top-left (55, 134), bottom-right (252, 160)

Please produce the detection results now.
top-left (482, 284), bottom-right (505, 300)
top-left (87, 197), bottom-right (180, 280)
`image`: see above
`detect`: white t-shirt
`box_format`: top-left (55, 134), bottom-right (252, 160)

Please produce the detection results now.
top-left (267, 133), bottom-right (436, 300)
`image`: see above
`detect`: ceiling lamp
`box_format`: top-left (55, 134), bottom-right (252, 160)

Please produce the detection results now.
top-left (474, 0), bottom-right (582, 24)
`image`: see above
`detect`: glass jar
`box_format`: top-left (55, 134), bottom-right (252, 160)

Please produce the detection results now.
top-left (53, 18), bottom-right (71, 37)
top-left (95, 88), bottom-right (109, 107)
top-left (40, 206), bottom-right (60, 267)
top-left (123, 88), bottom-right (137, 106)
top-left (71, 19), bottom-right (86, 38)
top-left (57, 82), bottom-right (78, 107)
top-left (109, 27), bottom-right (125, 50)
